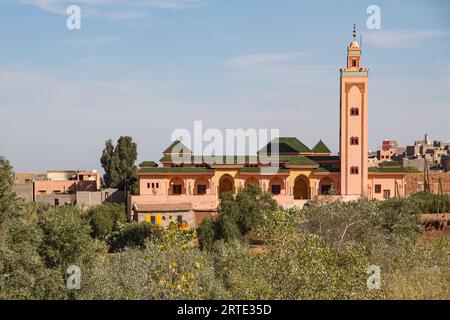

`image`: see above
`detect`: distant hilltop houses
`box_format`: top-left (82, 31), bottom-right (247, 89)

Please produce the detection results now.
top-left (14, 169), bottom-right (124, 207)
top-left (11, 33), bottom-right (450, 231)
top-left (369, 134), bottom-right (450, 173)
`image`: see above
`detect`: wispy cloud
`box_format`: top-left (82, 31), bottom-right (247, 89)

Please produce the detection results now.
top-left (226, 52), bottom-right (306, 70)
top-left (19, 0), bottom-right (208, 19)
top-left (365, 29), bottom-right (450, 48)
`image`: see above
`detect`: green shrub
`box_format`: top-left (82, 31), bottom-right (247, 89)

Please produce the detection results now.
top-left (107, 222), bottom-right (163, 252)
top-left (38, 206), bottom-right (96, 269)
top-left (202, 185), bottom-right (278, 244)
top-left (298, 198), bottom-right (423, 252)
top-left (197, 218), bottom-right (216, 251)
top-left (87, 203), bottom-right (126, 239)
top-left (77, 229), bottom-right (227, 300)
top-left (410, 192), bottom-right (450, 214)
top-left (211, 236), bottom-right (374, 300)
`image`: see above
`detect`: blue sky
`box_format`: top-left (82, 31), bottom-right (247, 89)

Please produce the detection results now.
top-left (1, 0), bottom-right (449, 171)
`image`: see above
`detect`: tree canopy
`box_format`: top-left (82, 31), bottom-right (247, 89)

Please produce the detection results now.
top-left (0, 155), bottom-right (19, 220)
top-left (100, 136), bottom-right (138, 195)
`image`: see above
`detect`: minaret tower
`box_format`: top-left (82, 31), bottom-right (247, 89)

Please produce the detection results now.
top-left (339, 25), bottom-right (369, 196)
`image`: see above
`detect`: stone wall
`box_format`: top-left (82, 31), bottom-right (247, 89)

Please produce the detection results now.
top-left (76, 189), bottom-right (125, 208)
top-left (405, 173), bottom-right (450, 195)
top-left (13, 183), bottom-right (34, 202)
top-left (35, 194), bottom-right (76, 206)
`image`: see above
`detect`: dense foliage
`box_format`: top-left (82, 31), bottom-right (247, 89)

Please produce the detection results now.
top-left (198, 184), bottom-right (278, 250)
top-left (0, 155), bottom-right (448, 299)
top-left (0, 156), bottom-right (19, 220)
top-left (408, 192), bottom-right (450, 214)
top-left (100, 136), bottom-right (138, 195)
top-left (86, 203), bottom-right (126, 239)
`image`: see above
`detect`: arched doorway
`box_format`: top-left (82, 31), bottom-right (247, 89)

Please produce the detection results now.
top-left (169, 177), bottom-right (185, 195)
top-left (319, 178), bottom-right (334, 195)
top-left (219, 174), bottom-right (234, 199)
top-left (194, 177), bottom-right (209, 195)
top-left (294, 175), bottom-right (310, 199)
top-left (244, 177), bottom-right (259, 188)
top-left (269, 177), bottom-right (284, 195)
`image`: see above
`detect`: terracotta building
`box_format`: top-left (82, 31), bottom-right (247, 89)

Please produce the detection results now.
top-left (128, 32), bottom-right (408, 228)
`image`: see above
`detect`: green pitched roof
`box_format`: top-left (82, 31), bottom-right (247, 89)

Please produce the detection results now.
top-left (379, 161), bottom-right (402, 167)
top-left (259, 137), bottom-right (312, 154)
top-left (163, 140), bottom-right (191, 154)
top-left (286, 156), bottom-right (318, 166)
top-left (159, 154), bottom-right (259, 165)
top-left (314, 167), bottom-right (340, 173)
top-left (312, 140), bottom-right (331, 154)
top-left (240, 167), bottom-right (289, 174)
top-left (368, 167), bottom-right (408, 173)
top-left (138, 167), bottom-right (214, 174)
top-left (139, 161), bottom-right (158, 167)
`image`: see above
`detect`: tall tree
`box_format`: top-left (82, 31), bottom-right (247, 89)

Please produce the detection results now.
top-left (100, 139), bottom-right (114, 188)
top-left (100, 136), bottom-right (138, 196)
top-left (0, 155), bottom-right (18, 218)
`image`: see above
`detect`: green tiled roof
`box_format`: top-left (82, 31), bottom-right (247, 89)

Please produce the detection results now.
top-left (368, 167), bottom-right (408, 173)
top-left (306, 155), bottom-right (340, 161)
top-left (314, 167), bottom-right (340, 173)
top-left (379, 161), bottom-right (402, 167)
top-left (139, 161), bottom-right (158, 167)
top-left (286, 156), bottom-right (318, 166)
top-left (158, 153), bottom-right (338, 167)
top-left (240, 167), bottom-right (289, 174)
top-left (259, 137), bottom-right (312, 154)
top-left (138, 167), bottom-right (214, 174)
top-left (163, 140), bottom-right (192, 154)
top-left (159, 154), bottom-right (259, 165)
top-left (205, 155), bottom-right (258, 165)
top-left (312, 140), bottom-right (331, 154)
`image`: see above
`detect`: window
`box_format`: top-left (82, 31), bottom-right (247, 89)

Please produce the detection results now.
top-left (156, 183), bottom-right (159, 188)
top-left (172, 184), bottom-right (182, 195)
top-left (197, 184), bottom-right (207, 195)
top-left (350, 166), bottom-right (359, 174)
top-left (271, 185), bottom-right (281, 195)
top-left (375, 184), bottom-right (382, 194)
top-left (383, 190), bottom-right (391, 199)
top-left (177, 215), bottom-right (183, 224)
top-left (352, 59), bottom-right (357, 68)
top-left (151, 183), bottom-right (155, 188)
top-left (151, 216), bottom-right (156, 224)
top-left (54, 199), bottom-right (59, 207)
top-left (350, 108), bottom-right (359, 116)
top-left (147, 183), bottom-right (150, 189)
top-left (350, 137), bottom-right (359, 145)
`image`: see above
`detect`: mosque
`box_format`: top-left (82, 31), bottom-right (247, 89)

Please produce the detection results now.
top-left (128, 30), bottom-right (408, 227)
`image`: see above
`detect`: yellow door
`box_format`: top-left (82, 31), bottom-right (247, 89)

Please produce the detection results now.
top-left (156, 214), bottom-right (162, 226)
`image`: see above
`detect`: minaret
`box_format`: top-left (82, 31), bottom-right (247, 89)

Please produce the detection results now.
top-left (339, 25), bottom-right (369, 196)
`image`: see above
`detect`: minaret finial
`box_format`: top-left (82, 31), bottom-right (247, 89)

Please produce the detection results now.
top-left (353, 24), bottom-right (356, 41)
